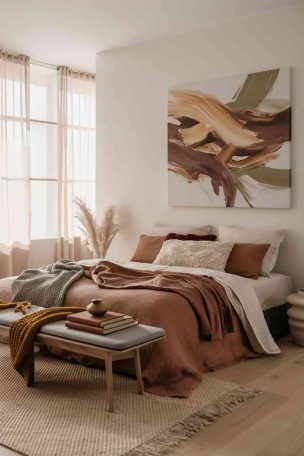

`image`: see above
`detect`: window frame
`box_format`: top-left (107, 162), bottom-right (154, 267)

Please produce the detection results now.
top-left (30, 62), bottom-right (96, 239)
top-left (1, 61), bottom-right (96, 240)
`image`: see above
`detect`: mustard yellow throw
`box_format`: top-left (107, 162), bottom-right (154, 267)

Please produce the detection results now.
top-left (0, 301), bottom-right (82, 386)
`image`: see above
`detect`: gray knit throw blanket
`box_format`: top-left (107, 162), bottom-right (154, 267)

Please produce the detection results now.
top-left (11, 260), bottom-right (84, 308)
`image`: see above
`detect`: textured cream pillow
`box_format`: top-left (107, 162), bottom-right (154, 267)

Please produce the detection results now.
top-left (218, 225), bottom-right (286, 277)
top-left (153, 240), bottom-right (234, 271)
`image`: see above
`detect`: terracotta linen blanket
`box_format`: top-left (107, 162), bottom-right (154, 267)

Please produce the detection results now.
top-left (0, 269), bottom-right (253, 397)
top-left (91, 261), bottom-right (234, 341)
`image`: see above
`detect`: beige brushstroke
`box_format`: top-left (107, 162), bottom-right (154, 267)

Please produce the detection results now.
top-left (169, 90), bottom-right (262, 148)
top-left (228, 149), bottom-right (278, 169)
top-left (216, 144), bottom-right (237, 164)
top-left (194, 143), bottom-right (221, 155)
top-left (179, 123), bottom-right (211, 146)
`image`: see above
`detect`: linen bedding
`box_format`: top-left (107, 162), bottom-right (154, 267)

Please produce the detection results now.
top-left (0, 261), bottom-right (280, 397)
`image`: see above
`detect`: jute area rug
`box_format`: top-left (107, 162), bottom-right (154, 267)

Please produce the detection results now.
top-left (0, 344), bottom-right (260, 456)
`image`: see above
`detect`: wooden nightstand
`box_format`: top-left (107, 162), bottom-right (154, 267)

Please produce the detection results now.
top-left (287, 293), bottom-right (304, 346)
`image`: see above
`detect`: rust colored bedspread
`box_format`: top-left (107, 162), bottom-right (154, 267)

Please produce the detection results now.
top-left (0, 270), bottom-right (254, 397)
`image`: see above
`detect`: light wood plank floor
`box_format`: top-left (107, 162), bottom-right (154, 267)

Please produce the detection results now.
top-left (1, 336), bottom-right (304, 456)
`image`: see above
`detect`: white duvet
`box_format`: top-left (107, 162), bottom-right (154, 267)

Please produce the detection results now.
top-left (125, 261), bottom-right (280, 355)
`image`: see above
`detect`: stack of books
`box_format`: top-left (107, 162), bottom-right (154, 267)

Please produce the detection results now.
top-left (65, 311), bottom-right (138, 335)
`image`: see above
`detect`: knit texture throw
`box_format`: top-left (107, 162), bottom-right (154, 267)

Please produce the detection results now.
top-left (0, 301), bottom-right (83, 386)
top-left (11, 260), bottom-right (84, 308)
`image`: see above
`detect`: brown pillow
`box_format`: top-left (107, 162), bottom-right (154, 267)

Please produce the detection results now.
top-left (225, 243), bottom-right (270, 279)
top-left (166, 233), bottom-right (217, 241)
top-left (131, 235), bottom-right (166, 263)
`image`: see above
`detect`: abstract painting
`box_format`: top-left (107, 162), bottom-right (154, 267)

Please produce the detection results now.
top-left (168, 68), bottom-right (291, 208)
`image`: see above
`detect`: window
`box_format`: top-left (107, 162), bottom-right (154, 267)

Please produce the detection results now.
top-left (0, 55), bottom-right (30, 247)
top-left (29, 63), bottom-right (95, 239)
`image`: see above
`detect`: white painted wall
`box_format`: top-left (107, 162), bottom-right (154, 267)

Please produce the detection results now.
top-left (96, 4), bottom-right (304, 289)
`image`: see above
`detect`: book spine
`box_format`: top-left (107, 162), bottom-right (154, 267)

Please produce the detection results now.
top-left (67, 314), bottom-right (133, 328)
top-left (103, 318), bottom-right (135, 329)
top-left (67, 315), bottom-right (101, 328)
top-left (65, 321), bottom-right (104, 335)
top-left (103, 321), bottom-right (139, 334)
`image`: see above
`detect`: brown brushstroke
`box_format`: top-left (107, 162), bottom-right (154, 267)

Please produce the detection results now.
top-left (168, 127), bottom-right (236, 207)
top-left (174, 107), bottom-right (290, 158)
top-left (178, 116), bottom-right (199, 129)
top-left (236, 107), bottom-right (291, 144)
top-left (168, 122), bottom-right (182, 141)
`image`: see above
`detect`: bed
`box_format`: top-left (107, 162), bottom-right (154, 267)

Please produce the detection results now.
top-left (0, 261), bottom-right (293, 397)
top-left (126, 262), bottom-right (293, 344)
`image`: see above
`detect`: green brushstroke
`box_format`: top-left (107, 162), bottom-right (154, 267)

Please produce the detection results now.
top-left (227, 69), bottom-right (280, 112)
top-left (234, 167), bottom-right (291, 188)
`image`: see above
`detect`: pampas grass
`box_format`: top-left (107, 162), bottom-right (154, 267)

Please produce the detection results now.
top-left (74, 197), bottom-right (120, 258)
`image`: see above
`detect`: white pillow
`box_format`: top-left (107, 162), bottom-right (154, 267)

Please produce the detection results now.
top-left (151, 225), bottom-right (211, 236)
top-left (218, 225), bottom-right (286, 277)
top-left (153, 240), bottom-right (234, 271)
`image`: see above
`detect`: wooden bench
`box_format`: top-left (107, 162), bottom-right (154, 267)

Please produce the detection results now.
top-left (0, 306), bottom-right (166, 412)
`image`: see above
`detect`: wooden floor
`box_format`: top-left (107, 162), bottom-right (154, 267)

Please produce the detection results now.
top-left (1, 336), bottom-right (304, 456)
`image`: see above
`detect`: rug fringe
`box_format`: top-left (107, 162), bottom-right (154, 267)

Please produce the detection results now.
top-left (125, 386), bottom-right (261, 456)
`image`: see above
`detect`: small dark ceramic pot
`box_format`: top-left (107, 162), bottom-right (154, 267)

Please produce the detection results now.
top-left (87, 299), bottom-right (110, 315)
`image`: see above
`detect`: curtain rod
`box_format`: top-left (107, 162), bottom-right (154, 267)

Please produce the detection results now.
top-left (30, 58), bottom-right (95, 77)
top-left (30, 59), bottom-right (58, 70)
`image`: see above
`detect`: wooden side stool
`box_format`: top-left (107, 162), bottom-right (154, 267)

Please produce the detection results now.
top-left (287, 293), bottom-right (304, 347)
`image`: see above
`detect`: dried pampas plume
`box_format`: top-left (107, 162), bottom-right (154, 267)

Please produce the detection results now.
top-left (74, 197), bottom-right (120, 258)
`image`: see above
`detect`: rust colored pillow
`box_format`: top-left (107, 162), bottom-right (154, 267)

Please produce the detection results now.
top-left (225, 243), bottom-right (270, 279)
top-left (166, 233), bottom-right (217, 241)
top-left (131, 235), bottom-right (166, 263)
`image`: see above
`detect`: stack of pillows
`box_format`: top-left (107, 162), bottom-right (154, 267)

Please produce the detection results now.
top-left (130, 225), bottom-right (286, 279)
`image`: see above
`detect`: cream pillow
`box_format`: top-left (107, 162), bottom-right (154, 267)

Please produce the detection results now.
top-left (153, 240), bottom-right (234, 271)
top-left (218, 225), bottom-right (286, 277)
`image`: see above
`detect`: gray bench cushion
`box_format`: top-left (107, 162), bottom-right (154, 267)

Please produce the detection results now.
top-left (0, 306), bottom-right (166, 351)
top-left (40, 321), bottom-right (165, 350)
top-left (0, 306), bottom-right (41, 325)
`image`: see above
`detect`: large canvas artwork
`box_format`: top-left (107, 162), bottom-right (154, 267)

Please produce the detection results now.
top-left (168, 68), bottom-right (291, 208)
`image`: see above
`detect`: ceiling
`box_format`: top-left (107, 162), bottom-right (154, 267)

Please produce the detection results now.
top-left (0, 0), bottom-right (301, 72)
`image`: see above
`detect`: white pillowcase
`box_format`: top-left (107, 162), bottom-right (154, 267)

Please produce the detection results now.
top-left (153, 240), bottom-right (234, 271)
top-left (151, 225), bottom-right (211, 236)
top-left (218, 225), bottom-right (286, 277)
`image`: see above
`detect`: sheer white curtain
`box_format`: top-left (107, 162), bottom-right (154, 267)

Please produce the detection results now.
top-left (0, 52), bottom-right (31, 277)
top-left (57, 67), bottom-right (95, 260)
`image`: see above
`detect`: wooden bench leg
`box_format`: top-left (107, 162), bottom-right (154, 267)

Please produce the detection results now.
top-left (105, 352), bottom-right (114, 412)
top-left (134, 348), bottom-right (144, 395)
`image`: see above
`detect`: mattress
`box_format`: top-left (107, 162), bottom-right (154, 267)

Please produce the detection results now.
top-left (247, 273), bottom-right (293, 311)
